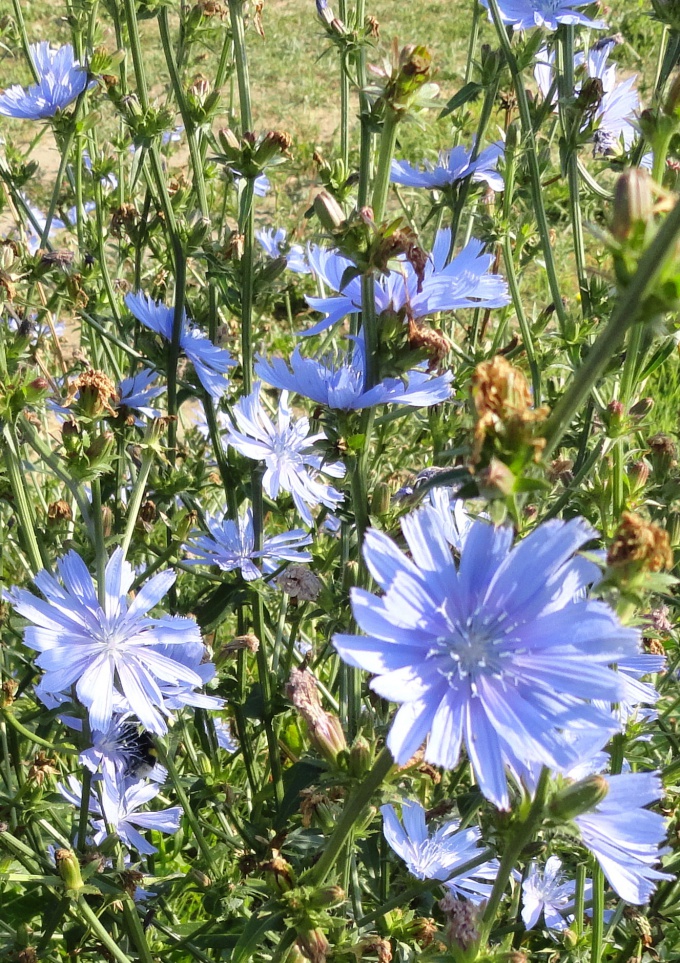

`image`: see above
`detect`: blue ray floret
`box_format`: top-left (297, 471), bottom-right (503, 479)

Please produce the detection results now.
top-left (382, 799), bottom-right (499, 903)
top-left (224, 384), bottom-right (345, 526)
top-left (482, 0), bottom-right (605, 32)
top-left (333, 508), bottom-right (646, 809)
top-left (0, 43), bottom-right (90, 119)
top-left (391, 141), bottom-right (504, 192)
top-left (303, 229), bottom-right (510, 336)
top-left (125, 292), bottom-right (236, 400)
top-left (574, 772), bottom-right (673, 904)
top-left (255, 336), bottom-right (453, 410)
top-left (185, 505), bottom-right (313, 580)
top-left (9, 548), bottom-right (216, 735)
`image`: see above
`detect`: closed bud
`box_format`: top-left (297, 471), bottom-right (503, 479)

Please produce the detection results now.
top-left (611, 169), bottom-right (653, 241)
top-left (313, 191), bottom-right (346, 232)
top-left (348, 734), bottom-right (372, 778)
top-left (55, 848), bottom-right (84, 893)
top-left (628, 460), bottom-right (650, 490)
top-left (648, 432), bottom-right (677, 474)
top-left (309, 884), bottom-right (345, 908)
top-left (342, 559), bottom-right (359, 594)
top-left (476, 458), bottom-right (515, 499)
top-left (263, 854), bottom-right (295, 894)
top-left (219, 126), bottom-right (241, 151)
top-left (297, 927), bottom-right (329, 963)
top-left (370, 481), bottom-right (391, 517)
top-left (665, 71), bottom-right (680, 117)
top-left (189, 868), bottom-right (212, 888)
top-left (629, 396), bottom-right (654, 420)
top-left (549, 774), bottom-right (609, 821)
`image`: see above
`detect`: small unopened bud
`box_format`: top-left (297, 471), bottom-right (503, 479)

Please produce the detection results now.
top-left (189, 868), bottom-right (212, 888)
top-left (55, 848), bottom-right (84, 893)
top-left (297, 927), bottom-right (329, 963)
top-left (611, 169), bottom-right (653, 241)
top-left (313, 191), bottom-right (346, 232)
top-left (218, 126), bottom-right (240, 151)
top-left (348, 734), bottom-right (372, 778)
top-left (309, 884), bottom-right (345, 908)
top-left (370, 482), bottom-right (391, 517)
top-left (628, 460), bottom-right (650, 490)
top-left (476, 458), bottom-right (515, 499)
top-left (629, 397), bottom-right (654, 420)
top-left (286, 667), bottom-right (347, 764)
top-left (648, 432), bottom-right (677, 474)
top-left (549, 774), bottom-right (609, 821)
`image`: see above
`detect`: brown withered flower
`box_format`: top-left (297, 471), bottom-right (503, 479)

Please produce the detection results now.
top-left (111, 203), bottom-right (138, 238)
top-left (607, 512), bottom-right (673, 573)
top-left (47, 499), bottom-right (73, 524)
top-left (69, 368), bottom-right (117, 417)
top-left (407, 318), bottom-right (451, 371)
top-left (286, 667), bottom-right (347, 763)
top-left (27, 751), bottom-right (58, 786)
top-left (471, 355), bottom-right (548, 464)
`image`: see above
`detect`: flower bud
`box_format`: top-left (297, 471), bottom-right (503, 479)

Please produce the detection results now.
top-left (476, 458), bottom-right (515, 499)
top-left (286, 667), bottom-right (347, 765)
top-left (611, 169), bottom-right (653, 241)
top-left (297, 927), bottom-right (329, 963)
top-left (313, 191), bottom-right (346, 232)
top-left (218, 126), bottom-right (241, 152)
top-left (370, 482), bottom-right (391, 517)
top-left (55, 848), bottom-right (84, 893)
top-left (549, 774), bottom-right (609, 821)
top-left (348, 734), bottom-right (372, 778)
top-left (648, 432), bottom-right (678, 474)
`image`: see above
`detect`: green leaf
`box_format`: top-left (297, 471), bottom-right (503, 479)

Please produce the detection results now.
top-left (229, 909), bottom-right (286, 963)
top-left (439, 82), bottom-right (482, 119)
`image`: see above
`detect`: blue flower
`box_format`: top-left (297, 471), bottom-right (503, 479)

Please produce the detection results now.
top-left (185, 505), bottom-right (313, 580)
top-left (381, 800), bottom-right (499, 903)
top-left (125, 292), bottom-right (236, 400)
top-left (535, 41), bottom-right (639, 155)
top-left (224, 384), bottom-right (345, 526)
top-left (255, 337), bottom-right (453, 411)
top-left (482, 0), bottom-right (605, 31)
top-left (79, 714), bottom-right (166, 785)
top-left (257, 227), bottom-right (311, 274)
top-left (0, 43), bottom-right (90, 120)
top-left (522, 856), bottom-right (588, 931)
top-left (214, 718), bottom-right (239, 753)
top-left (574, 772), bottom-right (673, 904)
top-left (333, 510), bottom-right (644, 809)
top-left (59, 773), bottom-right (182, 856)
top-left (117, 368), bottom-right (164, 424)
top-left (391, 142), bottom-right (504, 193)
top-left (304, 229), bottom-right (509, 336)
top-left (9, 548), bottom-right (215, 734)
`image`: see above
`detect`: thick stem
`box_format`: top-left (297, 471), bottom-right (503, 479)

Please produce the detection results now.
top-left (228, 0), bottom-right (254, 132)
top-left (542, 194), bottom-right (680, 458)
top-left (303, 747), bottom-right (393, 886)
top-left (486, 0), bottom-right (568, 336)
top-left (371, 108), bottom-right (399, 224)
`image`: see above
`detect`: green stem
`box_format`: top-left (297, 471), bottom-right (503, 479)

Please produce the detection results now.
top-left (559, 26), bottom-right (590, 318)
top-left (251, 468), bottom-right (285, 810)
top-left (479, 769), bottom-right (549, 943)
top-left (303, 747), bottom-right (393, 886)
top-left (542, 193), bottom-right (680, 458)
top-left (228, 0), bottom-right (254, 132)
top-left (239, 177), bottom-right (257, 393)
top-left (3, 423), bottom-right (44, 574)
top-left (158, 8), bottom-right (210, 217)
top-left (0, 709), bottom-right (78, 754)
top-left (91, 478), bottom-right (108, 607)
top-left (76, 898), bottom-right (136, 963)
top-left (371, 108), bottom-right (399, 224)
top-left (12, 0), bottom-right (39, 82)
top-left (153, 739), bottom-right (218, 874)
top-left (590, 863), bottom-right (605, 963)
top-left (486, 0), bottom-right (568, 336)
top-left (120, 445), bottom-right (154, 560)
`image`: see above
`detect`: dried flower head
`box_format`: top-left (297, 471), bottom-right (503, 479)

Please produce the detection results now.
top-left (277, 564), bottom-right (322, 602)
top-left (607, 512), bottom-right (673, 573)
top-left (471, 355), bottom-right (548, 464)
top-left (47, 500), bottom-right (73, 524)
